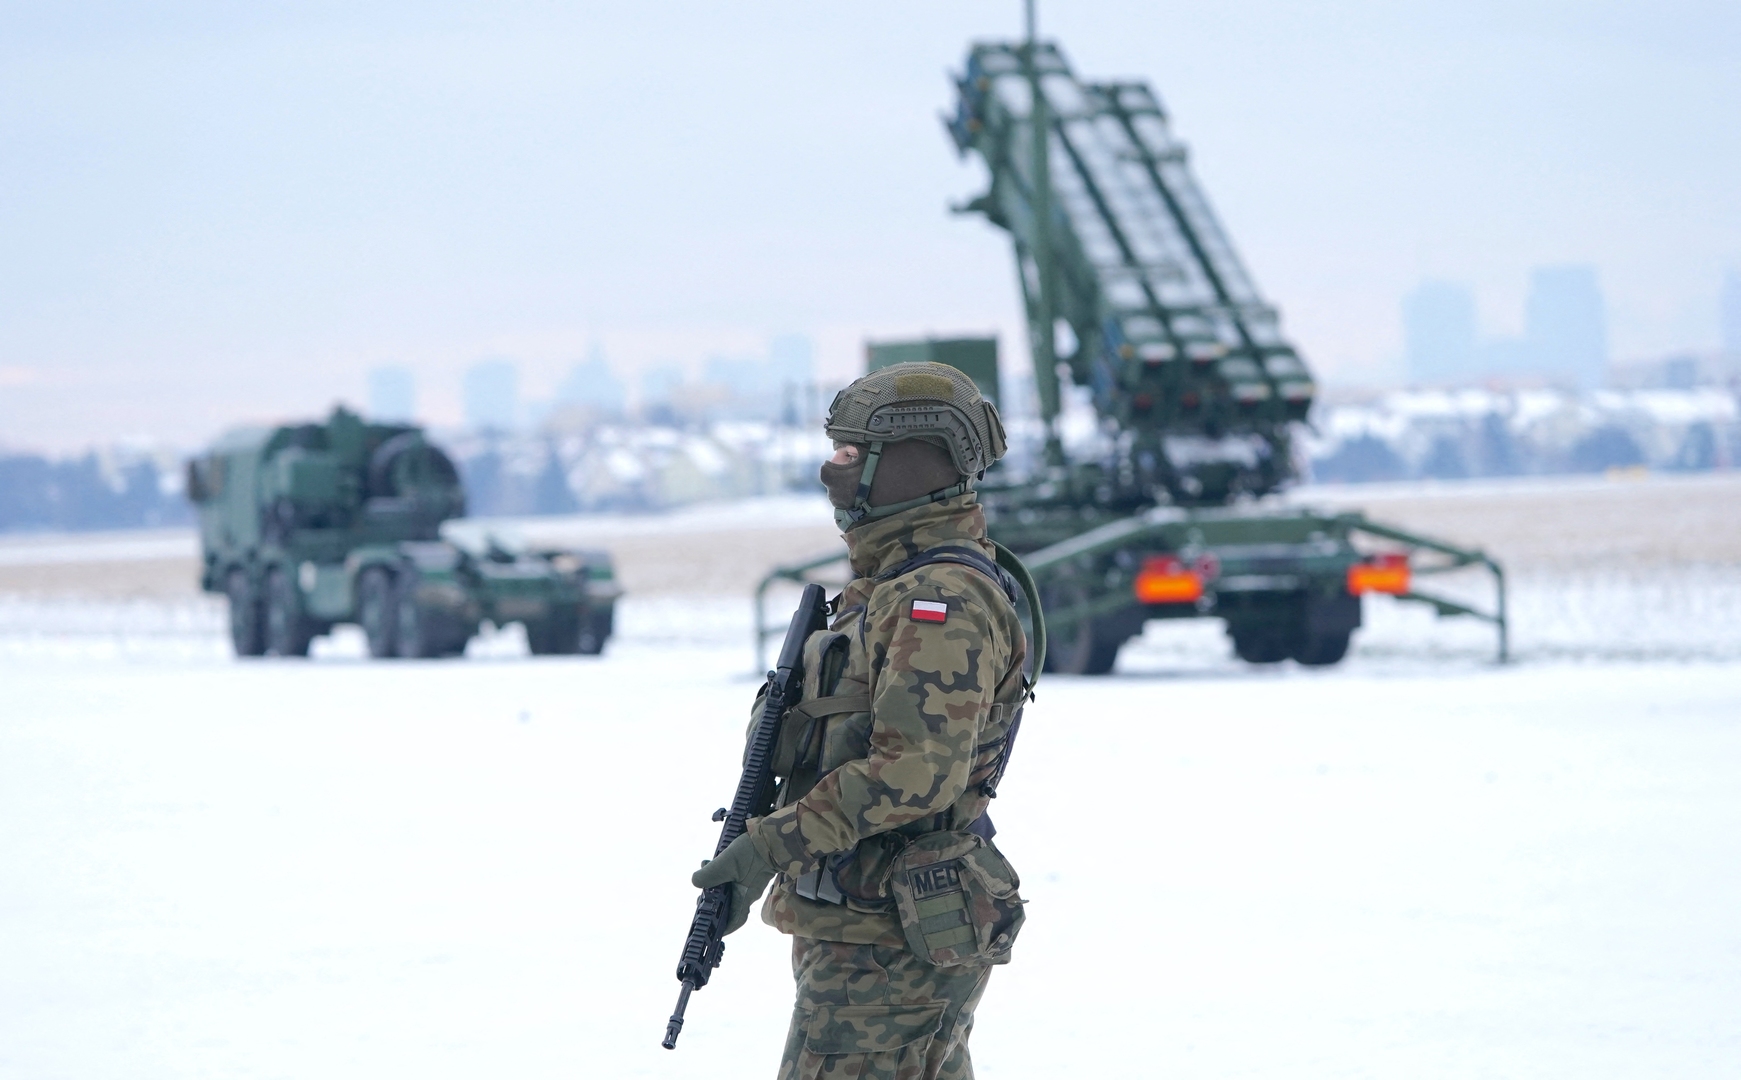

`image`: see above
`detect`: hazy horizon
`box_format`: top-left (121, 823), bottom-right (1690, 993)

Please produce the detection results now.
top-left (4, 1), bottom-right (1739, 452)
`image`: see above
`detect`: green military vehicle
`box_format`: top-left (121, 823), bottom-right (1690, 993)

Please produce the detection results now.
top-left (758, 30), bottom-right (1505, 673)
top-left (186, 407), bottom-right (620, 659)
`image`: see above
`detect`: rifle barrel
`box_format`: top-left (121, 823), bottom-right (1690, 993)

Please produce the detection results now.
top-left (662, 980), bottom-right (694, 1049)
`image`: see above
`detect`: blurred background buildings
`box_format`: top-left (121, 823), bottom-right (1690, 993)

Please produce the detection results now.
top-left (2, 4), bottom-right (1739, 532)
top-left (9, 257), bottom-right (1739, 533)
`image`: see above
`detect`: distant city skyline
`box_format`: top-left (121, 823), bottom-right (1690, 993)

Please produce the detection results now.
top-left (348, 334), bottom-right (824, 431)
top-left (4, 2), bottom-right (1740, 450)
top-left (1723, 269), bottom-right (1741, 360)
top-left (1400, 265), bottom-right (1736, 390)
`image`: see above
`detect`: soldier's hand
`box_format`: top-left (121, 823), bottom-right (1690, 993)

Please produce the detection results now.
top-left (692, 832), bottom-right (777, 936)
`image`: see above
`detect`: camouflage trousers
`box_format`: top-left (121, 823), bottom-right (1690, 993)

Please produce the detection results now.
top-left (777, 936), bottom-right (993, 1080)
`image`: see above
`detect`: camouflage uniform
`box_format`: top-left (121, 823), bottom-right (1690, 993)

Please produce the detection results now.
top-left (777, 938), bottom-right (992, 1080)
top-left (747, 492), bottom-right (1028, 1079)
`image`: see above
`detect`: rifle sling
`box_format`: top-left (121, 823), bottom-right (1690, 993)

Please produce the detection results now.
top-left (788, 693), bottom-right (872, 720)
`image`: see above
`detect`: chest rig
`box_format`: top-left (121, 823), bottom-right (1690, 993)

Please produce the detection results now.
top-left (772, 541), bottom-right (1046, 907)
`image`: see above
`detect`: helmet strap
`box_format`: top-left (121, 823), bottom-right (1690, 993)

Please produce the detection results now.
top-left (836, 440), bottom-right (971, 531)
top-left (835, 441), bottom-right (884, 531)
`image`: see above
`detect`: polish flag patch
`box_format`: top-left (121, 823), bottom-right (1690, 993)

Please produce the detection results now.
top-left (910, 599), bottom-right (950, 623)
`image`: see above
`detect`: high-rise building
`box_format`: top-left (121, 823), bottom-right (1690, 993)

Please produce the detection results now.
top-left (554, 343), bottom-right (627, 414)
top-left (463, 359), bottom-right (519, 431)
top-left (639, 364), bottom-right (685, 412)
top-left (366, 366), bottom-right (415, 421)
top-left (1403, 281), bottom-right (1477, 384)
top-left (1525, 265), bottom-right (1606, 388)
top-left (1721, 268), bottom-right (1741, 360)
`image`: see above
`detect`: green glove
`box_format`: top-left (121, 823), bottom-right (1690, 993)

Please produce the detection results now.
top-left (691, 832), bottom-right (777, 936)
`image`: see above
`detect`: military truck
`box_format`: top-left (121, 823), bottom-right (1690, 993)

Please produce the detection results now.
top-left (757, 30), bottom-right (1505, 673)
top-left (186, 407), bottom-right (620, 659)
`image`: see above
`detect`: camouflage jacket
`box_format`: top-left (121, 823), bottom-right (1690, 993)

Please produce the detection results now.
top-left (749, 493), bottom-right (1028, 945)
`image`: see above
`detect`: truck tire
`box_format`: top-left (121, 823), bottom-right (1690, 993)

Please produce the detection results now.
top-left (264, 567), bottom-right (313, 657)
top-left (227, 569), bottom-right (265, 657)
top-left (576, 607), bottom-right (611, 656)
top-left (358, 567), bottom-right (397, 658)
top-left (1042, 582), bottom-right (1121, 676)
top-left (1291, 629), bottom-right (1351, 666)
top-left (1228, 623), bottom-right (1292, 664)
top-left (526, 610), bottom-right (578, 656)
top-left (393, 581), bottom-right (449, 658)
top-left (1290, 593), bottom-right (1358, 667)
top-left (395, 581), bottom-right (428, 658)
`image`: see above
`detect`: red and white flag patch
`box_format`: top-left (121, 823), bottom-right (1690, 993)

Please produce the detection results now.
top-left (909, 599), bottom-right (949, 623)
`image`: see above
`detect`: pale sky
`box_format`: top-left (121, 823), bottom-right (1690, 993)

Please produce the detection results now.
top-left (3, 1), bottom-right (1738, 451)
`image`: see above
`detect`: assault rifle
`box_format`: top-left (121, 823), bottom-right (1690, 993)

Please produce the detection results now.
top-left (662, 582), bottom-right (830, 1050)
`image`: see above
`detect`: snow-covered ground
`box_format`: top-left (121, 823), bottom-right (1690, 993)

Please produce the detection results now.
top-left (2, 599), bottom-right (1739, 1078)
top-left (3, 474), bottom-right (1739, 1077)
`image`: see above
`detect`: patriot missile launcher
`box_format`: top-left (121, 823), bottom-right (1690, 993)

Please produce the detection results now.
top-left (759, 28), bottom-right (1504, 672)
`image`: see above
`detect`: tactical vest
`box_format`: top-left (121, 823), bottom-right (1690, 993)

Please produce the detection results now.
top-left (764, 542), bottom-right (1044, 908)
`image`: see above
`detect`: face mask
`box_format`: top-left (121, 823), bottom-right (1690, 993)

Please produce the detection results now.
top-left (819, 458), bottom-right (864, 510)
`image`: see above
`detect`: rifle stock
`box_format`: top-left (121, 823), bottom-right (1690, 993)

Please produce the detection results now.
top-left (663, 582), bottom-right (829, 1049)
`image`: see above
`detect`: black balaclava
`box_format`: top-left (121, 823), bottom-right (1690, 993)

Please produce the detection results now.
top-left (819, 439), bottom-right (961, 518)
top-left (819, 449), bottom-right (865, 511)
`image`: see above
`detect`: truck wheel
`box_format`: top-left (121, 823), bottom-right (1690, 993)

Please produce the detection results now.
top-left (227, 570), bottom-right (265, 657)
top-left (527, 610), bottom-right (579, 656)
top-left (1229, 624), bottom-right (1292, 664)
top-left (1290, 593), bottom-right (1358, 667)
top-left (576, 608), bottom-right (611, 656)
top-left (358, 568), bottom-right (397, 658)
top-left (394, 583), bottom-right (439, 659)
top-left (1291, 630), bottom-right (1351, 667)
top-left (1042, 582), bottom-right (1121, 676)
top-left (264, 567), bottom-right (313, 657)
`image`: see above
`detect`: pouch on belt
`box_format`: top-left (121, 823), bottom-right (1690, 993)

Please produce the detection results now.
top-left (889, 829), bottom-right (1025, 967)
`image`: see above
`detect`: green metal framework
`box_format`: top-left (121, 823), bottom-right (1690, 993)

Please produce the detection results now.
top-left (750, 27), bottom-right (1508, 674)
top-left (754, 509), bottom-right (1506, 672)
top-left (947, 40), bottom-right (1313, 505)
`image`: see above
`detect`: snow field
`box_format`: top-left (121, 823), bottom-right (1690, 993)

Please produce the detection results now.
top-left (2, 634), bottom-right (1739, 1078)
top-left (3, 474), bottom-right (1739, 1076)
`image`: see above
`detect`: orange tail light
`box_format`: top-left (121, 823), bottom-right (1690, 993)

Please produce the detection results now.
top-left (1133, 555), bottom-right (1204, 604)
top-left (1347, 553), bottom-right (1411, 595)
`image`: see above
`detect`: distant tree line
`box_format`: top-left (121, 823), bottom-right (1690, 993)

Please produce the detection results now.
top-left (0, 453), bottom-right (191, 532)
top-left (1311, 421), bottom-right (1724, 484)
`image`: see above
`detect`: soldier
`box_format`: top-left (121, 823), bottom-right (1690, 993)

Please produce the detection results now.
top-left (693, 362), bottom-right (1033, 1080)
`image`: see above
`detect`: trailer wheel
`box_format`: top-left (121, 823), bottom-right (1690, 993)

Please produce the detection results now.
top-left (358, 568), bottom-right (397, 658)
top-left (1291, 593), bottom-right (1358, 667)
top-left (264, 567), bottom-right (313, 657)
top-left (1229, 624), bottom-right (1292, 664)
top-left (1291, 630), bottom-right (1351, 667)
top-left (226, 569), bottom-right (265, 657)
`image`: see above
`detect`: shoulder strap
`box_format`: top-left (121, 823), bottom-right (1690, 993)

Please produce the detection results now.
top-left (874, 544), bottom-right (1006, 596)
top-left (990, 540), bottom-right (1045, 688)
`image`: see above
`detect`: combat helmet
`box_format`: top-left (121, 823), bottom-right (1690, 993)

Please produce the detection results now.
top-left (824, 361), bottom-right (1007, 529)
